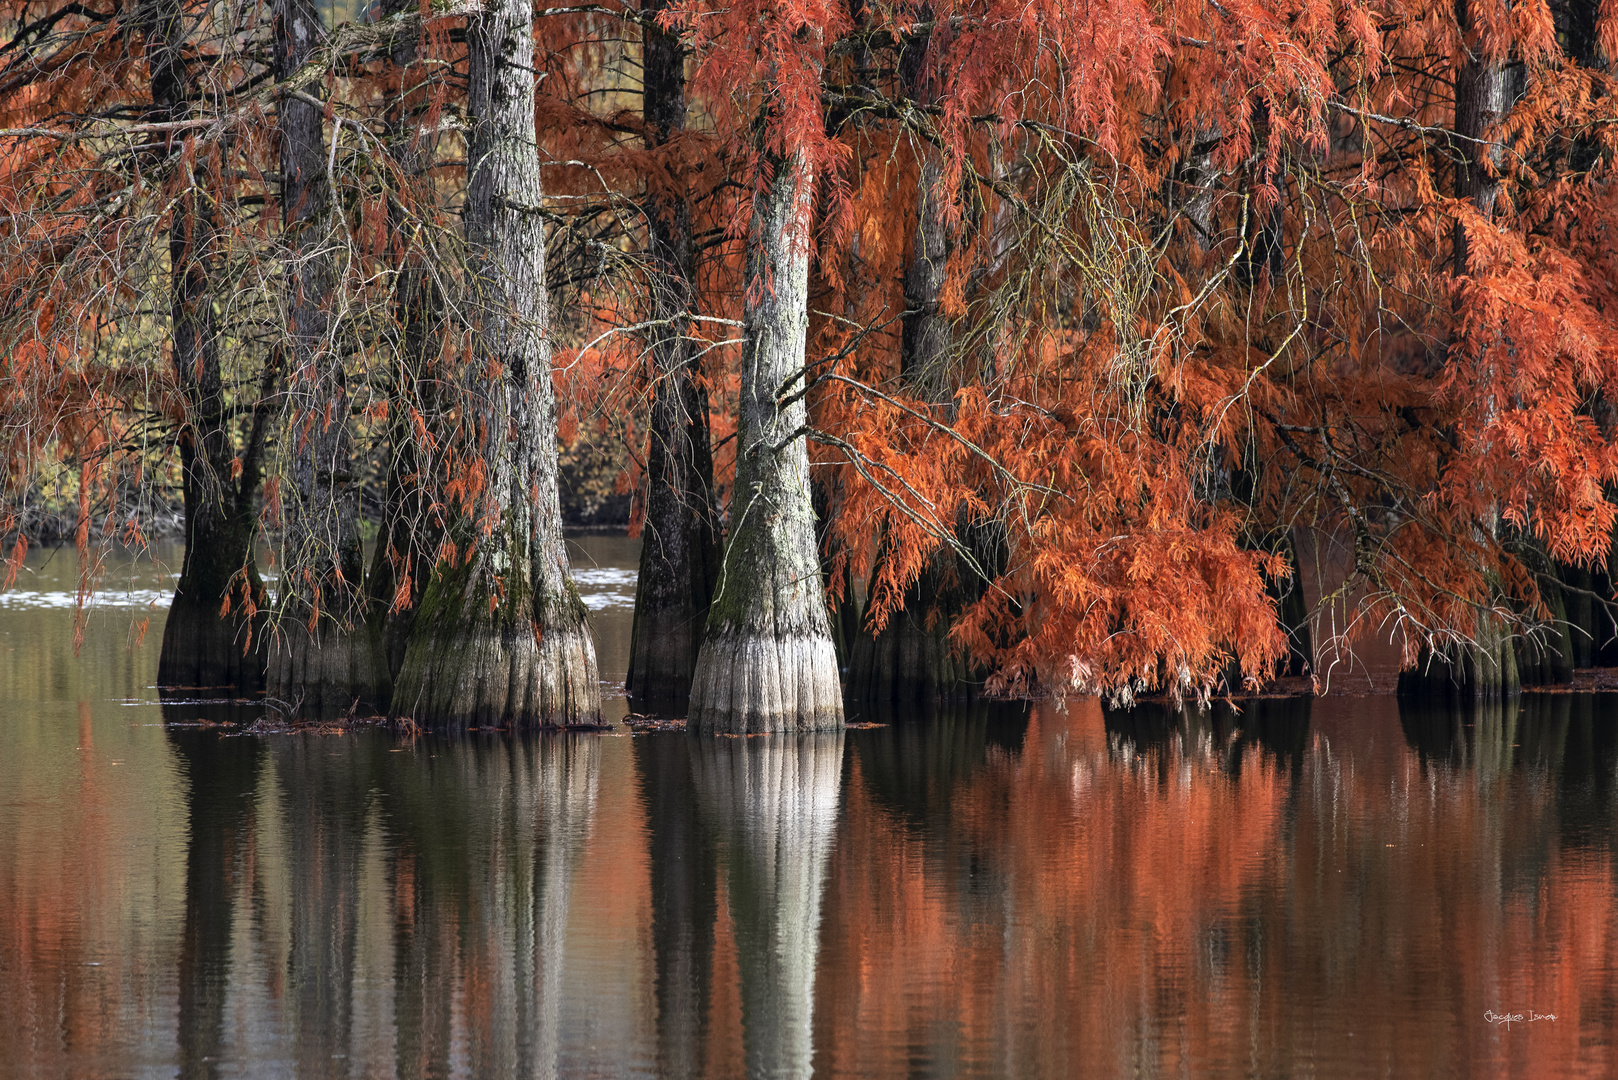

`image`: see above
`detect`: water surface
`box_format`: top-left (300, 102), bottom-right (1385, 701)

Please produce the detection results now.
top-left (1, 539), bottom-right (1614, 1078)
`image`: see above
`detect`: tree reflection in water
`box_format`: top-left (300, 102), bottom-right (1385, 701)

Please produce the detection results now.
top-left (7, 689), bottom-right (1614, 1078)
top-left (692, 731), bottom-right (845, 1080)
top-left (166, 723), bottom-right (262, 1080)
top-left (634, 732), bottom-right (718, 1079)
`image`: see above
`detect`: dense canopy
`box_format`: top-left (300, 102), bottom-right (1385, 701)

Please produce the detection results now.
top-left (3, 0), bottom-right (1617, 720)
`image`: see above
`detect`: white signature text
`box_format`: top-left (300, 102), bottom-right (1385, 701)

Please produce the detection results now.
top-left (1484, 1010), bottom-right (1557, 1029)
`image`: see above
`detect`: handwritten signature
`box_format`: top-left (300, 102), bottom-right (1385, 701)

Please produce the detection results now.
top-left (1484, 1010), bottom-right (1557, 1029)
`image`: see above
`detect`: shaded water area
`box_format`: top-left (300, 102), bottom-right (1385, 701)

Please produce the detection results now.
top-left (2, 538), bottom-right (1616, 1078)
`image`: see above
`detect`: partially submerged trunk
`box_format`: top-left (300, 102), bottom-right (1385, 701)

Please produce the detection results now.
top-left (847, 555), bottom-right (976, 702)
top-left (392, 0), bottom-right (600, 726)
top-left (1273, 530), bottom-right (1314, 677)
top-left (146, 0), bottom-right (268, 693)
top-left (687, 147), bottom-right (842, 733)
top-left (266, 0), bottom-right (390, 716)
top-left (627, 0), bottom-right (721, 710)
top-left (367, 0), bottom-right (445, 680)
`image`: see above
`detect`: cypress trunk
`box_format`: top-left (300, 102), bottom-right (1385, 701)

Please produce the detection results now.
top-left (1398, 604), bottom-right (1521, 700)
top-left (267, 0), bottom-right (390, 715)
top-left (1401, 0), bottom-right (1519, 702)
top-left (145, 0), bottom-right (268, 693)
top-left (392, 0), bottom-right (600, 727)
top-left (627, 0), bottom-right (721, 710)
top-left (848, 38), bottom-right (978, 702)
top-left (687, 147), bottom-right (843, 733)
top-left (367, 0), bottom-right (445, 680)
top-left (1560, 562), bottom-right (1595, 669)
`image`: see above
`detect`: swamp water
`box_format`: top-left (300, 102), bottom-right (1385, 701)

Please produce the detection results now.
top-left (0, 537), bottom-right (1615, 1079)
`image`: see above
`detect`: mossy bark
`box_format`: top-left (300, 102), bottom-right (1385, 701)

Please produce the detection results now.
top-left (145, 0), bottom-right (268, 693)
top-left (391, 0), bottom-right (600, 727)
top-left (627, 0), bottom-right (721, 711)
top-left (1516, 547), bottom-right (1575, 687)
top-left (266, 0), bottom-right (390, 715)
top-left (687, 146), bottom-right (842, 734)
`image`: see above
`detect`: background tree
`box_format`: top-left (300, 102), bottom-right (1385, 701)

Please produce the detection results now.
top-left (626, 0), bottom-right (722, 710)
top-left (267, 0), bottom-right (391, 713)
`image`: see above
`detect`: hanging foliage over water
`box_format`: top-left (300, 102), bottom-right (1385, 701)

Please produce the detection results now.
top-left (4, 0), bottom-right (1618, 716)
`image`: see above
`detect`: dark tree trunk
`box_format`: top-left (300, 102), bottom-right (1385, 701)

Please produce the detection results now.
top-left (1274, 532), bottom-right (1314, 677)
top-left (686, 145), bottom-right (843, 733)
top-left (1402, 0), bottom-right (1519, 701)
top-left (848, 26), bottom-right (980, 703)
top-left (1561, 562), bottom-right (1595, 669)
top-left (367, 0), bottom-right (446, 680)
top-left (627, 0), bottom-right (721, 711)
top-left (392, 0), bottom-right (600, 726)
top-left (145, 0), bottom-right (268, 693)
top-left (266, 0), bottom-right (391, 715)
top-left (1451, 0), bottom-right (1509, 277)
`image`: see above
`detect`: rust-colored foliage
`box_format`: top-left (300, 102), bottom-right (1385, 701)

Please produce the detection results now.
top-left (4, 0), bottom-right (1618, 696)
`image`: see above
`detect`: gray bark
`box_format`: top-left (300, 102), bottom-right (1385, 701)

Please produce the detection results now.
top-left (627, 0), bottom-right (721, 710)
top-left (266, 0), bottom-right (390, 715)
top-left (392, 0), bottom-right (601, 726)
top-left (687, 147), bottom-right (843, 733)
top-left (145, 0), bottom-right (269, 693)
top-left (1451, 0), bottom-right (1510, 276)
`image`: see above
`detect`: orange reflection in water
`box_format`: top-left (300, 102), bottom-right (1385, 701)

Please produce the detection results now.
top-left (803, 698), bottom-right (1617, 1080)
top-left (0, 688), bottom-right (1614, 1079)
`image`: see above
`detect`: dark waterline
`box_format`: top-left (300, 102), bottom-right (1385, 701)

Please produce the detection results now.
top-left (1, 540), bottom-right (1615, 1078)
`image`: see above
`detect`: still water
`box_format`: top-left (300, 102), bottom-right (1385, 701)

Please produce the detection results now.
top-left (1, 538), bottom-right (1615, 1078)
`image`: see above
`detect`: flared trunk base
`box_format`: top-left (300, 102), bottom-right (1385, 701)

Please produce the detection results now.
top-left (848, 609), bottom-right (973, 703)
top-left (1397, 613), bottom-right (1520, 702)
top-left (393, 619), bottom-right (601, 728)
top-left (689, 630), bottom-right (843, 734)
top-left (628, 604), bottom-right (706, 713)
top-left (159, 598), bottom-right (266, 695)
top-left (267, 622), bottom-right (392, 718)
